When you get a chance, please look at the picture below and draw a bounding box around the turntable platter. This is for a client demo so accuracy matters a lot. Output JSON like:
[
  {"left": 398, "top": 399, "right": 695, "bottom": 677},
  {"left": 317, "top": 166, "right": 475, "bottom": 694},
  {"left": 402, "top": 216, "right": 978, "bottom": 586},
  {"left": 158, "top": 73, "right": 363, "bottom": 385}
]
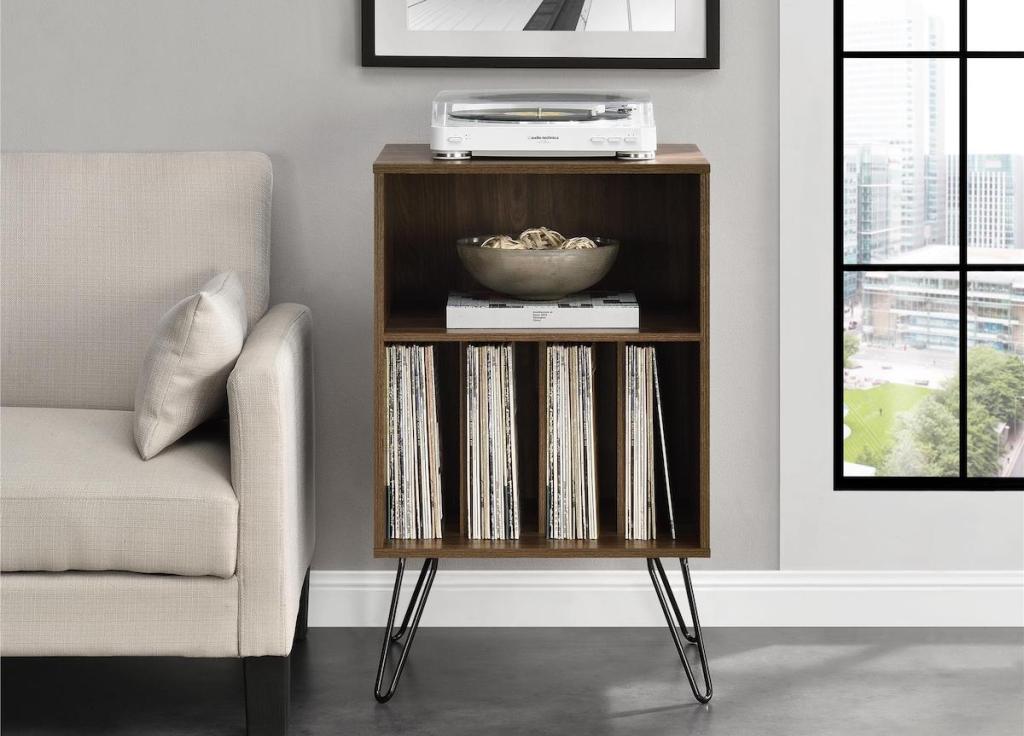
[{"left": 449, "top": 107, "right": 631, "bottom": 123}]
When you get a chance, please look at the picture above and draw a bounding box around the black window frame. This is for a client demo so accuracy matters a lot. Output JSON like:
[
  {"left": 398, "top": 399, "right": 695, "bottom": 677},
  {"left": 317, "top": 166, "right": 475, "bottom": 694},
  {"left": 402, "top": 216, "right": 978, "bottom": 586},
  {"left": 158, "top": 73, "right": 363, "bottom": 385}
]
[{"left": 834, "top": 0, "right": 1024, "bottom": 490}]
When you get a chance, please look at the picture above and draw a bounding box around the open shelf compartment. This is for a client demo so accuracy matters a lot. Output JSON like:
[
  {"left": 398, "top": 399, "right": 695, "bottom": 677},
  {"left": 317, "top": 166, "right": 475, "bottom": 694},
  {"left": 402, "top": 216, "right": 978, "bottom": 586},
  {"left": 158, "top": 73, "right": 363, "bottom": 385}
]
[
  {"left": 378, "top": 172, "right": 703, "bottom": 341},
  {"left": 375, "top": 339, "right": 707, "bottom": 557}
]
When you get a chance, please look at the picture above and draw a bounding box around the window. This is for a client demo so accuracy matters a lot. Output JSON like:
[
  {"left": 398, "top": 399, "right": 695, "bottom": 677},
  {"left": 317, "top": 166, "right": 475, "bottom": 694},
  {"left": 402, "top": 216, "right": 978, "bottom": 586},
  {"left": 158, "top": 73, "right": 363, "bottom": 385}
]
[{"left": 836, "top": 0, "right": 1024, "bottom": 489}]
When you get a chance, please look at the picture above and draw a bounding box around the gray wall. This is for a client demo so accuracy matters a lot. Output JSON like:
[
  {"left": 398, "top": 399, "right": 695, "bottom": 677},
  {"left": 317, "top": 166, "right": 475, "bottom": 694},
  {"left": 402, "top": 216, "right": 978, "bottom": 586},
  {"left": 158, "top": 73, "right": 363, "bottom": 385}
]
[{"left": 1, "top": 0, "right": 780, "bottom": 571}]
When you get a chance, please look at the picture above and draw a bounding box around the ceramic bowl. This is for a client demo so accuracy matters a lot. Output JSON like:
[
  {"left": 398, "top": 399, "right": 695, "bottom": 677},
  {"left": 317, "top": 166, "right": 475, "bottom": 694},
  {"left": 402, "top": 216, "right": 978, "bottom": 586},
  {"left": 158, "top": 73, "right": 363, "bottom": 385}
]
[{"left": 456, "top": 236, "right": 619, "bottom": 300}]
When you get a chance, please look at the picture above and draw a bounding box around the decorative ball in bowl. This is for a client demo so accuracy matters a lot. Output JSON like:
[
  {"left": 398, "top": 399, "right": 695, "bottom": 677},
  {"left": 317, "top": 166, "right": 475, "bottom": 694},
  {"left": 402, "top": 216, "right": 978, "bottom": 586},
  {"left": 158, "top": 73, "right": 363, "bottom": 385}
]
[{"left": 456, "top": 228, "right": 619, "bottom": 301}]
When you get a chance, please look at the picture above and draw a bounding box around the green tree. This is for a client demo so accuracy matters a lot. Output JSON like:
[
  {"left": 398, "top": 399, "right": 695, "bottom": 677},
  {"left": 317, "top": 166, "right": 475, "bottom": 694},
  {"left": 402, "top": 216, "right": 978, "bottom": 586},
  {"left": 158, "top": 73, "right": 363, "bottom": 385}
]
[
  {"left": 856, "top": 444, "right": 884, "bottom": 470},
  {"left": 967, "top": 403, "right": 1001, "bottom": 477},
  {"left": 883, "top": 347, "right": 1019, "bottom": 478},
  {"left": 843, "top": 331, "right": 860, "bottom": 368},
  {"left": 882, "top": 419, "right": 925, "bottom": 476},
  {"left": 911, "top": 395, "right": 960, "bottom": 476},
  {"left": 967, "top": 347, "right": 1024, "bottom": 426}
]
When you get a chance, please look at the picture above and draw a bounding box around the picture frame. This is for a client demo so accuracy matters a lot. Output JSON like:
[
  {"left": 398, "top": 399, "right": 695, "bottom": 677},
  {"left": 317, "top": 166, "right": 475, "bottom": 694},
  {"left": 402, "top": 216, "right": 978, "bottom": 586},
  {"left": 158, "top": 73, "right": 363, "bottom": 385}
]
[{"left": 361, "top": 0, "right": 720, "bottom": 69}]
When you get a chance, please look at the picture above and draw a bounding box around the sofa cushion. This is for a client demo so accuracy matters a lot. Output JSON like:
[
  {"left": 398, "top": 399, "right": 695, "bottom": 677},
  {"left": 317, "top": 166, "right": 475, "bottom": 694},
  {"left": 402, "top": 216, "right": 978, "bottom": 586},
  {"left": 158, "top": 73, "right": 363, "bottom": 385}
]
[
  {"left": 134, "top": 272, "right": 247, "bottom": 459},
  {"left": 1, "top": 407, "right": 238, "bottom": 578}
]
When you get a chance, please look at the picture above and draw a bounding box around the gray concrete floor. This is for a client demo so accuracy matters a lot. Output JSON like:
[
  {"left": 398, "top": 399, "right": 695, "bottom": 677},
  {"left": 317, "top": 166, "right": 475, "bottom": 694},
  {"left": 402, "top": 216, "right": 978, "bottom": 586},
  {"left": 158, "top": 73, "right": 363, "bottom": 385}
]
[{"left": 2, "top": 628, "right": 1022, "bottom": 735}]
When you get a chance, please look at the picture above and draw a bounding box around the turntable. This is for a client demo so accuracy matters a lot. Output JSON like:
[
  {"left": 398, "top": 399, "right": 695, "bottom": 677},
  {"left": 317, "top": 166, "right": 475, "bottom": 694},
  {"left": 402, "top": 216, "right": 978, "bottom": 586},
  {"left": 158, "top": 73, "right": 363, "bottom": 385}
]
[{"left": 430, "top": 90, "right": 657, "bottom": 160}]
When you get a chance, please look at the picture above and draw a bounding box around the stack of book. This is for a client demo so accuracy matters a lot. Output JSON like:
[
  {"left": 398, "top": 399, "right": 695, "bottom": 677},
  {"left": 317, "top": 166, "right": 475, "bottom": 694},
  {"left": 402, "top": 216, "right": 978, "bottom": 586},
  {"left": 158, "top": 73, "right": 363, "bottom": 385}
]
[
  {"left": 465, "top": 344, "right": 520, "bottom": 540},
  {"left": 545, "top": 344, "right": 599, "bottom": 540},
  {"left": 624, "top": 345, "right": 676, "bottom": 541},
  {"left": 385, "top": 345, "right": 443, "bottom": 539}
]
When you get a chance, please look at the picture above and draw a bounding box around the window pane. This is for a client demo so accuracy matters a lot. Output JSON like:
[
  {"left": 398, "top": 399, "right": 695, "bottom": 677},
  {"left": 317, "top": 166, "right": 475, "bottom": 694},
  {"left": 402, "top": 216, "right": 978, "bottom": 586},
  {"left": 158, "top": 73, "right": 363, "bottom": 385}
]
[
  {"left": 967, "top": 272, "right": 1024, "bottom": 478},
  {"left": 968, "top": 0, "right": 1024, "bottom": 51},
  {"left": 965, "top": 59, "right": 1024, "bottom": 265},
  {"left": 844, "top": 59, "right": 959, "bottom": 264},
  {"left": 844, "top": 0, "right": 959, "bottom": 51},
  {"left": 843, "top": 271, "right": 960, "bottom": 477}
]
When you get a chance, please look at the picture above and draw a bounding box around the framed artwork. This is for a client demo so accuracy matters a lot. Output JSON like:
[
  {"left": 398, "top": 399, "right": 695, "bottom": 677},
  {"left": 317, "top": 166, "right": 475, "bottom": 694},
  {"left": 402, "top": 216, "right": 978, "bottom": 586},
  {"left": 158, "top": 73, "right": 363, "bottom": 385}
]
[{"left": 361, "top": 0, "right": 720, "bottom": 69}]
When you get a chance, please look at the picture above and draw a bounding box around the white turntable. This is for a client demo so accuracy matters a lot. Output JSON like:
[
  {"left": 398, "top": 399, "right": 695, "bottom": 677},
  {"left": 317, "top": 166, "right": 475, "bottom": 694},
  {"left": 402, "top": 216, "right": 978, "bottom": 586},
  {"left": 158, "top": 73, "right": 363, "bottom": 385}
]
[{"left": 430, "top": 90, "right": 657, "bottom": 160}]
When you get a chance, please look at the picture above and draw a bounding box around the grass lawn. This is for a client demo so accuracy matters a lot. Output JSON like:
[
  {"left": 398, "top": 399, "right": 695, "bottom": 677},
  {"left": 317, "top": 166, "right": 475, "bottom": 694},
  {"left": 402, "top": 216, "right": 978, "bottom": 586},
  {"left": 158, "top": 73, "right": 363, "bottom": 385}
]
[{"left": 843, "top": 383, "right": 932, "bottom": 465}]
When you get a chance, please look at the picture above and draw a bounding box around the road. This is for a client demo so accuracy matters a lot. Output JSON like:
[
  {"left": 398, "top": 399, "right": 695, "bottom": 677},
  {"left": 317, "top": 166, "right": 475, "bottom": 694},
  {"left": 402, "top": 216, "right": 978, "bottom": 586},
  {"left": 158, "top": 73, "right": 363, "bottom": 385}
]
[
  {"left": 846, "top": 345, "right": 956, "bottom": 389},
  {"left": 1005, "top": 431, "right": 1024, "bottom": 479}
]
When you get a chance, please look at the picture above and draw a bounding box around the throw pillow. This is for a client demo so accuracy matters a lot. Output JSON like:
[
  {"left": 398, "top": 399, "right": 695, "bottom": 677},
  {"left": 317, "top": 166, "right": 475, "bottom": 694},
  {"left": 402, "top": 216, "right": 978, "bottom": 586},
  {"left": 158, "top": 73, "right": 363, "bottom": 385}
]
[{"left": 134, "top": 272, "right": 247, "bottom": 459}]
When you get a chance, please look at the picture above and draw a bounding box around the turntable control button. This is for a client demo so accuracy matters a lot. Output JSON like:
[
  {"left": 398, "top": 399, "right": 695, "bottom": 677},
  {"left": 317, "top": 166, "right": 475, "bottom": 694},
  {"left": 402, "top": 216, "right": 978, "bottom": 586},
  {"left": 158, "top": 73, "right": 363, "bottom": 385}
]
[
  {"left": 447, "top": 136, "right": 464, "bottom": 144},
  {"left": 590, "top": 136, "right": 606, "bottom": 143},
  {"left": 606, "top": 136, "right": 622, "bottom": 144},
  {"left": 624, "top": 136, "right": 638, "bottom": 143}
]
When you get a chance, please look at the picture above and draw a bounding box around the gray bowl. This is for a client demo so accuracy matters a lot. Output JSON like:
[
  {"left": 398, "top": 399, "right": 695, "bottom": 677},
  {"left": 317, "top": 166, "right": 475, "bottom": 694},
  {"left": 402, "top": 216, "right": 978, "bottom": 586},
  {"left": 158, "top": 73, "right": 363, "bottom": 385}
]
[{"left": 456, "top": 236, "right": 619, "bottom": 300}]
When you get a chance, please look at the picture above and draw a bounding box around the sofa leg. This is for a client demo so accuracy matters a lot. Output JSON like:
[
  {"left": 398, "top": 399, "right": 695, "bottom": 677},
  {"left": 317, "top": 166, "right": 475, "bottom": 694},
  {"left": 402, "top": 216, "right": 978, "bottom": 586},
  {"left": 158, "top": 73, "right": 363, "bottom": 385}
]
[
  {"left": 294, "top": 567, "right": 310, "bottom": 643},
  {"left": 244, "top": 656, "right": 290, "bottom": 736}
]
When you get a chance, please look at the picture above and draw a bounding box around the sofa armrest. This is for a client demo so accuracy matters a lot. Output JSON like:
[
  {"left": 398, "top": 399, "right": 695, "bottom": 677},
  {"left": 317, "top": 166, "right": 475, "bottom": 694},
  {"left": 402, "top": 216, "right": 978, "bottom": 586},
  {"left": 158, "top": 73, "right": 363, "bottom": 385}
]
[{"left": 228, "top": 303, "right": 315, "bottom": 657}]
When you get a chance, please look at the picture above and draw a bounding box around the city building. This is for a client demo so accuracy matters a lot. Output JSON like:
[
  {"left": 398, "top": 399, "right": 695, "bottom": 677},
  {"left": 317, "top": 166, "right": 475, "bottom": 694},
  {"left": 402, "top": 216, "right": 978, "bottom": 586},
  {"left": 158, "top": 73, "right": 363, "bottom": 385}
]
[
  {"left": 842, "top": 151, "right": 859, "bottom": 301},
  {"left": 844, "top": 6, "right": 949, "bottom": 259},
  {"left": 844, "top": 143, "right": 901, "bottom": 268},
  {"left": 945, "top": 154, "right": 1024, "bottom": 249},
  {"left": 861, "top": 246, "right": 1024, "bottom": 355}
]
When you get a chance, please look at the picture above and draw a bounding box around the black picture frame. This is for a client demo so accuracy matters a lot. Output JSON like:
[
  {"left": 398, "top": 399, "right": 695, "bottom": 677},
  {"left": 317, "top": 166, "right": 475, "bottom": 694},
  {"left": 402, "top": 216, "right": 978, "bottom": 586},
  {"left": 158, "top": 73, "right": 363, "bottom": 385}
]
[{"left": 361, "top": 0, "right": 720, "bottom": 69}]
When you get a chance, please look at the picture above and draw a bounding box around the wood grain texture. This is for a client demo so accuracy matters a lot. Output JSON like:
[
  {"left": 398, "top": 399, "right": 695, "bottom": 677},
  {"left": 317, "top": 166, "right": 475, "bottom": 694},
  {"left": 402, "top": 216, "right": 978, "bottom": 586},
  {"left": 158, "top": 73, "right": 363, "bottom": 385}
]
[
  {"left": 374, "top": 144, "right": 710, "bottom": 175},
  {"left": 699, "top": 172, "right": 711, "bottom": 550},
  {"left": 372, "top": 145, "right": 710, "bottom": 559},
  {"left": 373, "top": 175, "right": 387, "bottom": 551},
  {"left": 458, "top": 342, "right": 467, "bottom": 537},
  {"left": 537, "top": 341, "right": 548, "bottom": 535},
  {"left": 616, "top": 342, "right": 625, "bottom": 536},
  {"left": 382, "top": 174, "right": 701, "bottom": 324},
  {"left": 384, "top": 310, "right": 701, "bottom": 343},
  {"left": 376, "top": 532, "right": 708, "bottom": 559}
]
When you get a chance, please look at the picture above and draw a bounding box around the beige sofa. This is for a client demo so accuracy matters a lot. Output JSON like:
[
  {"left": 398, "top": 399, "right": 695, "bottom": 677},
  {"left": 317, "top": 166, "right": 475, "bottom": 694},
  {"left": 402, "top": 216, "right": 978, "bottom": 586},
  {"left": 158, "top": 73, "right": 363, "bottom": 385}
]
[{"left": 0, "top": 152, "right": 315, "bottom": 736}]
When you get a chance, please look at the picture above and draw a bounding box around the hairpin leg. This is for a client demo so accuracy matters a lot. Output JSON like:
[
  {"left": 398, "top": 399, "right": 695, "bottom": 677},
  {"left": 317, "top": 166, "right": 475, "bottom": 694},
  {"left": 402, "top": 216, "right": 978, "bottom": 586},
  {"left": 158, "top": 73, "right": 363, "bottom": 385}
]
[
  {"left": 374, "top": 558, "right": 438, "bottom": 703},
  {"left": 647, "top": 558, "right": 713, "bottom": 704},
  {"left": 389, "top": 557, "right": 432, "bottom": 643}
]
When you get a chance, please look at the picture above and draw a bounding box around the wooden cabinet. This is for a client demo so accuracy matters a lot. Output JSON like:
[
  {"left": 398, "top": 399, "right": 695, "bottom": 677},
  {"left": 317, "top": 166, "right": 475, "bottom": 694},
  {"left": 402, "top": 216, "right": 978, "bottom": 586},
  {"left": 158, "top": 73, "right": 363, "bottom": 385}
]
[{"left": 372, "top": 144, "right": 710, "bottom": 559}]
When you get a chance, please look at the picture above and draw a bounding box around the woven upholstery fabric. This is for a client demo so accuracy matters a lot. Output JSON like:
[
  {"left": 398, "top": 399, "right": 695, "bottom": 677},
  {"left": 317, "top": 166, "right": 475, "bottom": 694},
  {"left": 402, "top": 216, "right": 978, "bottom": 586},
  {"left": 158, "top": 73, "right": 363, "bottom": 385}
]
[
  {"left": 0, "top": 572, "right": 238, "bottom": 657},
  {"left": 134, "top": 272, "right": 247, "bottom": 459},
  {"left": 229, "top": 303, "right": 316, "bottom": 657},
  {"left": 1, "top": 407, "right": 238, "bottom": 578},
  {"left": 1, "top": 152, "right": 271, "bottom": 410}
]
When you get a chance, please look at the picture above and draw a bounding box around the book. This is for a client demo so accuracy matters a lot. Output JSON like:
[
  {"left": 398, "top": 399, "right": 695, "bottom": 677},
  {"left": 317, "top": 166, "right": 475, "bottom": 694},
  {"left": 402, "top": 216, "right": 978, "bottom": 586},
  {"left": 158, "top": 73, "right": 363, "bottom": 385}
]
[
  {"left": 385, "top": 345, "right": 443, "bottom": 540},
  {"left": 446, "top": 292, "right": 639, "bottom": 330}
]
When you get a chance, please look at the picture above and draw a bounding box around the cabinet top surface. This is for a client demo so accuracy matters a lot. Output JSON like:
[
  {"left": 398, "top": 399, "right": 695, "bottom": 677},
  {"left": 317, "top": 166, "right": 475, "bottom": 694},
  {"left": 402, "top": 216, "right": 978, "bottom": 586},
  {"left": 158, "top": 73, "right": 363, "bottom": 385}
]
[{"left": 373, "top": 143, "right": 709, "bottom": 174}]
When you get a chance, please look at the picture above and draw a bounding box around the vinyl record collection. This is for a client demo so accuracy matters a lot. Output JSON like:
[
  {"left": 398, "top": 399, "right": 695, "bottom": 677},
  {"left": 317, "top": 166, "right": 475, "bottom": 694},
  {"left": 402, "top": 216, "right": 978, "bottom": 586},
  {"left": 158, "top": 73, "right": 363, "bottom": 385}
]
[
  {"left": 624, "top": 345, "right": 676, "bottom": 540},
  {"left": 385, "top": 345, "right": 443, "bottom": 539},
  {"left": 465, "top": 344, "right": 521, "bottom": 540},
  {"left": 545, "top": 344, "right": 599, "bottom": 540}
]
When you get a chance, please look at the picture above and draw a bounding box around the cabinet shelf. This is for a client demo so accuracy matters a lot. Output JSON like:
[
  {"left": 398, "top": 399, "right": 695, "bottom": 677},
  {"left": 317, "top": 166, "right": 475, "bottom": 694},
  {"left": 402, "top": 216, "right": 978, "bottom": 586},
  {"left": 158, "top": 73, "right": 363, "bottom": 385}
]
[
  {"left": 373, "top": 143, "right": 710, "bottom": 175},
  {"left": 373, "top": 144, "right": 710, "bottom": 560},
  {"left": 383, "top": 308, "right": 702, "bottom": 343},
  {"left": 376, "top": 530, "right": 706, "bottom": 559}
]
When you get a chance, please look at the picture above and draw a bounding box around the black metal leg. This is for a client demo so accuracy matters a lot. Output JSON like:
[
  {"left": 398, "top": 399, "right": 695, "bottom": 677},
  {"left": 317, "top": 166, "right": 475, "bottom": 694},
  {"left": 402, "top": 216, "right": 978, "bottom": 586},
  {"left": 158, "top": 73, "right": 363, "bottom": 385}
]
[
  {"left": 390, "top": 559, "right": 432, "bottom": 642},
  {"left": 294, "top": 567, "right": 310, "bottom": 643},
  {"left": 647, "top": 558, "right": 713, "bottom": 704},
  {"left": 654, "top": 556, "right": 698, "bottom": 644},
  {"left": 374, "top": 558, "right": 438, "bottom": 703}
]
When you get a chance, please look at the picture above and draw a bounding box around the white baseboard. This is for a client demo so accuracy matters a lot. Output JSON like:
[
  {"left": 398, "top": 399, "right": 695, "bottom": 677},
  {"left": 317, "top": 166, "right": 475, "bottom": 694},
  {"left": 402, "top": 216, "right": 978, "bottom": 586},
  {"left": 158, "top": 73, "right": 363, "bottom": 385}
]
[{"left": 308, "top": 569, "right": 1024, "bottom": 627}]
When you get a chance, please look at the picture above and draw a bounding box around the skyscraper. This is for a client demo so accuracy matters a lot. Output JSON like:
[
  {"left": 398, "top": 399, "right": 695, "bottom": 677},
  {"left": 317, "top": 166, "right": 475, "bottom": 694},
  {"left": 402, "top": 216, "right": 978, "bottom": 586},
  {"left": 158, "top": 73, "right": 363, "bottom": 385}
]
[
  {"left": 945, "top": 154, "right": 1024, "bottom": 249},
  {"left": 844, "top": 3, "right": 948, "bottom": 260},
  {"left": 844, "top": 143, "right": 902, "bottom": 265}
]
